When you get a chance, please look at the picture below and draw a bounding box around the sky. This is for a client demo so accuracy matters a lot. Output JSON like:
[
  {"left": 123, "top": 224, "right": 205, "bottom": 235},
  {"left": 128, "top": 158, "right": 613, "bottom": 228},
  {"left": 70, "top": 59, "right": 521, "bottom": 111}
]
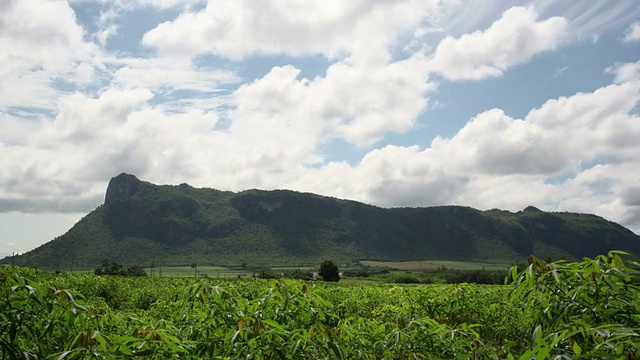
[{"left": 1, "top": 0, "right": 640, "bottom": 258}]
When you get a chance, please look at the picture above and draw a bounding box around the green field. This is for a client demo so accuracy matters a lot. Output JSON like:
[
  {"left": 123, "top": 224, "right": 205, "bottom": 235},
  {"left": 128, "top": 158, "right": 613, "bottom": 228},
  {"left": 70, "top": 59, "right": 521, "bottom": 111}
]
[
  {"left": 360, "top": 260, "right": 511, "bottom": 272},
  {"left": 144, "top": 265, "right": 250, "bottom": 278},
  {"left": 71, "top": 265, "right": 253, "bottom": 278},
  {"left": 2, "top": 252, "right": 638, "bottom": 359}
]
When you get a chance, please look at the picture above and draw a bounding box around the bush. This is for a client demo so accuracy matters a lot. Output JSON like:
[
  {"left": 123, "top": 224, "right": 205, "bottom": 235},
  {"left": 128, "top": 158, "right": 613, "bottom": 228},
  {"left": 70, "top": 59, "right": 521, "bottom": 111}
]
[
  {"left": 392, "top": 274, "right": 420, "bottom": 284},
  {"left": 283, "top": 269, "right": 314, "bottom": 280},
  {"left": 318, "top": 260, "right": 340, "bottom": 282},
  {"left": 127, "top": 264, "right": 147, "bottom": 277},
  {"left": 444, "top": 270, "right": 504, "bottom": 284},
  {"left": 94, "top": 258, "right": 126, "bottom": 276},
  {"left": 342, "top": 267, "right": 390, "bottom": 278},
  {"left": 255, "top": 270, "right": 281, "bottom": 279},
  {"left": 95, "top": 259, "right": 147, "bottom": 277}
]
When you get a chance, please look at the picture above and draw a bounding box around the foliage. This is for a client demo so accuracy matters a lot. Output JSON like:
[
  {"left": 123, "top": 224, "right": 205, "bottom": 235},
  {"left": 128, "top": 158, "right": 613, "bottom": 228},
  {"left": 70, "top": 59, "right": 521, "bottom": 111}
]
[
  {"left": 343, "top": 268, "right": 505, "bottom": 285},
  {"left": 126, "top": 264, "right": 147, "bottom": 277},
  {"left": 255, "top": 270, "right": 281, "bottom": 279},
  {"left": 255, "top": 269, "right": 314, "bottom": 280},
  {"left": 95, "top": 259, "right": 147, "bottom": 277},
  {"left": 318, "top": 260, "right": 340, "bottom": 282},
  {"left": 445, "top": 270, "right": 505, "bottom": 284},
  {"left": 95, "top": 258, "right": 126, "bottom": 276},
  {"left": 1, "top": 250, "right": 638, "bottom": 358},
  {"left": 509, "top": 250, "right": 640, "bottom": 359},
  {"left": 342, "top": 267, "right": 390, "bottom": 277}
]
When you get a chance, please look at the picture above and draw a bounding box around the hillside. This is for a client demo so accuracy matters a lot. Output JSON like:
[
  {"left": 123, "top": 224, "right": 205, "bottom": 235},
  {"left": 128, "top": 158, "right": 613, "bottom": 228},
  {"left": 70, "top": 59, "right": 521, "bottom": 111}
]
[{"left": 3, "top": 173, "right": 640, "bottom": 269}]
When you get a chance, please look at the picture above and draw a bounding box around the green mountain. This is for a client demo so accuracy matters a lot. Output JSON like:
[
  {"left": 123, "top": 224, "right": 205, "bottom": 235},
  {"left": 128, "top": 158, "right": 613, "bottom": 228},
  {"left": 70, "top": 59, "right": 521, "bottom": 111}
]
[{"left": 4, "top": 173, "right": 640, "bottom": 269}]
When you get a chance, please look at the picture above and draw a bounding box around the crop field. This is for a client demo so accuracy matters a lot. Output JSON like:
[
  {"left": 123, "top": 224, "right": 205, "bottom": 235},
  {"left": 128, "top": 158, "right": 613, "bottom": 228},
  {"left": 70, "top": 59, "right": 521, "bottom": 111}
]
[
  {"left": 1, "top": 251, "right": 639, "bottom": 359},
  {"left": 359, "top": 260, "right": 511, "bottom": 272},
  {"left": 144, "top": 265, "right": 250, "bottom": 278},
  {"left": 71, "top": 266, "right": 253, "bottom": 278}
]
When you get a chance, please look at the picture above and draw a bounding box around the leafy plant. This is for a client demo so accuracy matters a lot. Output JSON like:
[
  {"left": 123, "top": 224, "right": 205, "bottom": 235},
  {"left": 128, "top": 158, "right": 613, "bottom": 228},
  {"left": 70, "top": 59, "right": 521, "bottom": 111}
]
[
  {"left": 510, "top": 250, "right": 640, "bottom": 359},
  {"left": 1, "top": 250, "right": 638, "bottom": 359}
]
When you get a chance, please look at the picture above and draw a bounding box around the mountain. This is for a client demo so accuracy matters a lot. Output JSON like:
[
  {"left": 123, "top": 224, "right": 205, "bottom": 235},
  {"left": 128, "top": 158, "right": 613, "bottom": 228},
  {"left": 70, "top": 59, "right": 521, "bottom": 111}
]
[{"left": 3, "top": 173, "right": 640, "bottom": 270}]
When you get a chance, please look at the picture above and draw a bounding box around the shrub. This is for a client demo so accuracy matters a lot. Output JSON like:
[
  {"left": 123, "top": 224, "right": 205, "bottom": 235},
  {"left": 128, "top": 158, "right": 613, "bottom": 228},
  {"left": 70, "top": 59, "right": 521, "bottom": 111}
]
[{"left": 318, "top": 260, "right": 340, "bottom": 282}]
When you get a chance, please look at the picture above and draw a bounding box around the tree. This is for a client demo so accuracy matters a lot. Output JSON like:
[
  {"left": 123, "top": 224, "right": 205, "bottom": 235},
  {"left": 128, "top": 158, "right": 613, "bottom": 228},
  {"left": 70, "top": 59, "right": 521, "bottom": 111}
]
[
  {"left": 318, "top": 260, "right": 340, "bottom": 282},
  {"left": 95, "top": 258, "right": 126, "bottom": 276},
  {"left": 95, "top": 259, "right": 147, "bottom": 276},
  {"left": 126, "top": 264, "right": 147, "bottom": 277}
]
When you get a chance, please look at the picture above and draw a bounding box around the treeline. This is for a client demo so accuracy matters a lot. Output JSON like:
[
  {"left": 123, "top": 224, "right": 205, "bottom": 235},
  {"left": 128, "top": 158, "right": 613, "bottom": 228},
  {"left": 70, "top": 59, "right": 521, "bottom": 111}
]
[{"left": 94, "top": 258, "right": 147, "bottom": 276}]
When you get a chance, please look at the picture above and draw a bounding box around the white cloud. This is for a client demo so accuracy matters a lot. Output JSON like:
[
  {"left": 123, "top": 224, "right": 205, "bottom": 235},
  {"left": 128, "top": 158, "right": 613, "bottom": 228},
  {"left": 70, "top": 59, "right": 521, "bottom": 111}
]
[
  {"left": 606, "top": 61, "right": 640, "bottom": 84},
  {"left": 110, "top": 57, "right": 239, "bottom": 94},
  {"left": 69, "top": 0, "right": 206, "bottom": 11},
  {"left": 623, "top": 22, "right": 640, "bottom": 42},
  {"left": 232, "top": 53, "right": 432, "bottom": 147},
  {"left": 430, "top": 109, "right": 568, "bottom": 174},
  {"left": 0, "top": 0, "right": 100, "bottom": 111},
  {"left": 428, "top": 82, "right": 640, "bottom": 176},
  {"left": 142, "top": 0, "right": 439, "bottom": 60},
  {"left": 0, "top": 112, "right": 46, "bottom": 146},
  {"left": 437, "top": 1, "right": 640, "bottom": 43},
  {"left": 429, "top": 6, "right": 567, "bottom": 80}
]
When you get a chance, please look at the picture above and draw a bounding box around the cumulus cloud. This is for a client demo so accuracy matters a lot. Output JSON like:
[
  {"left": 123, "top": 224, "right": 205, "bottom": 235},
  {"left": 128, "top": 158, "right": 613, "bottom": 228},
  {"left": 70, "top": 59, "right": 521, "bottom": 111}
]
[
  {"left": 142, "top": 0, "right": 439, "bottom": 60},
  {"left": 429, "top": 6, "right": 567, "bottom": 80},
  {"left": 0, "top": 112, "right": 46, "bottom": 145},
  {"left": 606, "top": 61, "right": 640, "bottom": 84},
  {"left": 0, "top": 0, "right": 100, "bottom": 111},
  {"left": 623, "top": 22, "right": 640, "bottom": 42},
  {"left": 434, "top": 82, "right": 640, "bottom": 175},
  {"left": 232, "top": 54, "right": 432, "bottom": 147}
]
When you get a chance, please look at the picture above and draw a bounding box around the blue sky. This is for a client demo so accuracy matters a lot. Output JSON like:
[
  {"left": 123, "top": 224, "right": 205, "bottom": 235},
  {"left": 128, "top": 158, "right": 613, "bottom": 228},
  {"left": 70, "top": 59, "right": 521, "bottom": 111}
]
[{"left": 1, "top": 0, "right": 640, "bottom": 258}]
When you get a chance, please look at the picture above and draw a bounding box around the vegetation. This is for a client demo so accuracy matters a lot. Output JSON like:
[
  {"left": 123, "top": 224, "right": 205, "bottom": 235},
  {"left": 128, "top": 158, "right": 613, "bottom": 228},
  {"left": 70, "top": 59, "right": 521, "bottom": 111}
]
[
  {"left": 341, "top": 267, "right": 505, "bottom": 285},
  {"left": 2, "top": 173, "right": 639, "bottom": 270},
  {"left": 94, "top": 259, "right": 147, "bottom": 277},
  {"left": 318, "top": 260, "right": 340, "bottom": 282},
  {"left": 1, "top": 251, "right": 638, "bottom": 358}
]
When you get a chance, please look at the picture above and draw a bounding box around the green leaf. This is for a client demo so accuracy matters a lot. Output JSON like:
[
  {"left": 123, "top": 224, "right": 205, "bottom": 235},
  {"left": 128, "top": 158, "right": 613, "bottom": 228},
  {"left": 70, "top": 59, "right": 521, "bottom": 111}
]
[
  {"left": 53, "top": 351, "right": 72, "bottom": 360},
  {"left": 328, "top": 342, "right": 344, "bottom": 360},
  {"left": 572, "top": 341, "right": 582, "bottom": 355}
]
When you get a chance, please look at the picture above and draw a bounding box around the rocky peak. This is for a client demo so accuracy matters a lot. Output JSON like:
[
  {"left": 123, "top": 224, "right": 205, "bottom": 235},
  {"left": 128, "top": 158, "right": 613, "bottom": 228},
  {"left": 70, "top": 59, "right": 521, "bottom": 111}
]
[{"left": 105, "top": 173, "right": 141, "bottom": 204}]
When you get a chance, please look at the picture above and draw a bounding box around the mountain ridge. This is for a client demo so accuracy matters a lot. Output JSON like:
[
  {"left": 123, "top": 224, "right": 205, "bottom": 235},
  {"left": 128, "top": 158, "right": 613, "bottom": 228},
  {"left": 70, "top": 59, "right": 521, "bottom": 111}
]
[{"left": 3, "top": 173, "right": 639, "bottom": 269}]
